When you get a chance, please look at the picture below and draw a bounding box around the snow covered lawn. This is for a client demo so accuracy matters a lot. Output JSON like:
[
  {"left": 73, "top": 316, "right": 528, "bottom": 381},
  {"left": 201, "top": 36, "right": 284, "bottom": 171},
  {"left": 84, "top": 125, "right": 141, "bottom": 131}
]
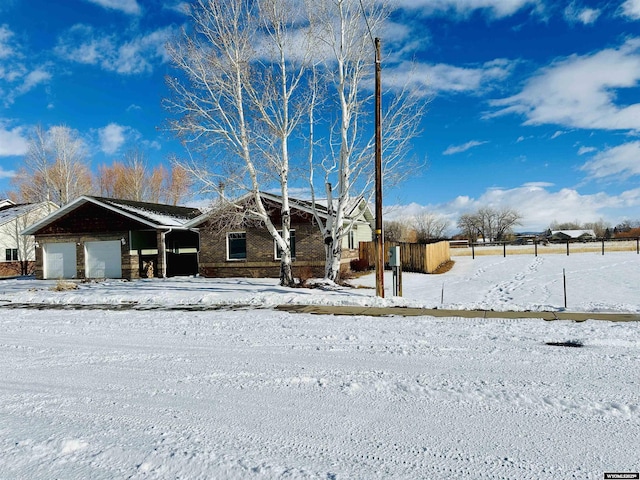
[
  {"left": 0, "top": 252, "right": 638, "bottom": 478},
  {"left": 1, "top": 251, "right": 639, "bottom": 312}
]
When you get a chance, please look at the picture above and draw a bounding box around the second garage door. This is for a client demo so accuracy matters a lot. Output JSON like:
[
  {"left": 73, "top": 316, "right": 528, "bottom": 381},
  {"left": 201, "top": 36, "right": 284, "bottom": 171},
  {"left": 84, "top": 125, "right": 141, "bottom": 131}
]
[{"left": 85, "top": 240, "right": 122, "bottom": 278}]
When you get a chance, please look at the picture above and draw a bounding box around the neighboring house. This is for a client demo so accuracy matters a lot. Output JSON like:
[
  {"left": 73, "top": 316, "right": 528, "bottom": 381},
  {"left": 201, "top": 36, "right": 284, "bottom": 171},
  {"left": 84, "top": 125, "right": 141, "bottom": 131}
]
[
  {"left": 0, "top": 199, "right": 58, "bottom": 277},
  {"left": 22, "top": 196, "right": 201, "bottom": 280},
  {"left": 187, "top": 192, "right": 374, "bottom": 278},
  {"left": 548, "top": 229, "right": 596, "bottom": 242}
]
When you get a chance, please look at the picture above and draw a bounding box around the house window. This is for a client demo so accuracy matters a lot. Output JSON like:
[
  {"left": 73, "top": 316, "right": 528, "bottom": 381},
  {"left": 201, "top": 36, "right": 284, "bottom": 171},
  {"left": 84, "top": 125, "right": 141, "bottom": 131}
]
[
  {"left": 348, "top": 229, "right": 356, "bottom": 249},
  {"left": 227, "top": 232, "right": 247, "bottom": 260},
  {"left": 5, "top": 249, "right": 18, "bottom": 261},
  {"left": 275, "top": 230, "right": 296, "bottom": 260}
]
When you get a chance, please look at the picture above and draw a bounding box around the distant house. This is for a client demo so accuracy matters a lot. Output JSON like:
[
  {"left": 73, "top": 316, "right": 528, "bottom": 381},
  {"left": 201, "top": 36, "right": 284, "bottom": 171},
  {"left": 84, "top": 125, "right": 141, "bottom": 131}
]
[
  {"left": 548, "top": 229, "right": 596, "bottom": 242},
  {"left": 22, "top": 196, "right": 201, "bottom": 280},
  {"left": 187, "top": 192, "right": 374, "bottom": 278},
  {"left": 0, "top": 199, "right": 58, "bottom": 277}
]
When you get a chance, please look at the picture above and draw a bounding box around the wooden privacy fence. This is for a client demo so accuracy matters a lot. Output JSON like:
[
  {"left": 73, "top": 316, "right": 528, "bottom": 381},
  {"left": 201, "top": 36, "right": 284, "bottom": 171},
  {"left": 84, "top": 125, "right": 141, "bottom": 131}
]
[{"left": 358, "top": 241, "right": 451, "bottom": 274}]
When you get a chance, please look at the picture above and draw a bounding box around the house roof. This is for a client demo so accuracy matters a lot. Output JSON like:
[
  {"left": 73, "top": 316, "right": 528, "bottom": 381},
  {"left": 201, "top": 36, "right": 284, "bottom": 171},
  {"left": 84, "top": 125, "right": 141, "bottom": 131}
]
[
  {"left": 0, "top": 199, "right": 17, "bottom": 211},
  {"left": 185, "top": 192, "right": 374, "bottom": 228},
  {"left": 21, "top": 196, "right": 202, "bottom": 235},
  {"left": 550, "top": 229, "right": 596, "bottom": 238},
  {"left": 0, "top": 201, "right": 57, "bottom": 228}
]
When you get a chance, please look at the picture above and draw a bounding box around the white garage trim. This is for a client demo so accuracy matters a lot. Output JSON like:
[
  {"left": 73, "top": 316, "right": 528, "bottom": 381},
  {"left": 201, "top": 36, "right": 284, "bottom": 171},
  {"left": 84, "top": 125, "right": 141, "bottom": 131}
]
[
  {"left": 85, "top": 240, "right": 122, "bottom": 279},
  {"left": 43, "top": 242, "right": 77, "bottom": 279}
]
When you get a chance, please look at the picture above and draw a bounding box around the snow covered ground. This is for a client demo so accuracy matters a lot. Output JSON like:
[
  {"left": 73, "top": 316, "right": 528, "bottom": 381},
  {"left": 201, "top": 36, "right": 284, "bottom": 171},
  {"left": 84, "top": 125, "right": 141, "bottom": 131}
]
[
  {"left": 1, "top": 252, "right": 639, "bottom": 478},
  {"left": 1, "top": 251, "right": 639, "bottom": 312}
]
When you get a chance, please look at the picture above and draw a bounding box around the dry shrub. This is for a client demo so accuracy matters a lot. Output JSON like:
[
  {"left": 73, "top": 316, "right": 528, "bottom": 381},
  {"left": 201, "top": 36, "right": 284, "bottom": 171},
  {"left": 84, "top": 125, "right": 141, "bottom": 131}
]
[
  {"left": 350, "top": 258, "right": 370, "bottom": 272},
  {"left": 432, "top": 260, "right": 455, "bottom": 274},
  {"left": 296, "top": 265, "right": 315, "bottom": 286},
  {"left": 51, "top": 280, "right": 79, "bottom": 291}
]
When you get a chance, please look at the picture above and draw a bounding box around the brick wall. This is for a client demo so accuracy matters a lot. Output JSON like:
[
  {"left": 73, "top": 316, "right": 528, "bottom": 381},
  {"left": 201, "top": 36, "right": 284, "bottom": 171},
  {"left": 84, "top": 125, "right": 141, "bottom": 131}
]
[
  {"left": 199, "top": 222, "right": 329, "bottom": 279},
  {"left": 0, "top": 261, "right": 35, "bottom": 277}
]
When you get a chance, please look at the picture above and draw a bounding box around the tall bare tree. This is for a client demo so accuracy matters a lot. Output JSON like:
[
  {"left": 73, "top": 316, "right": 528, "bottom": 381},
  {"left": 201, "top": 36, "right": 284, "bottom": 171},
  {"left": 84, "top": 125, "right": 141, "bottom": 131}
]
[
  {"left": 413, "top": 212, "right": 450, "bottom": 243},
  {"left": 163, "top": 163, "right": 192, "bottom": 206},
  {"left": 99, "top": 153, "right": 192, "bottom": 205},
  {"left": 166, "top": 0, "right": 425, "bottom": 283},
  {"left": 457, "top": 207, "right": 522, "bottom": 242},
  {"left": 12, "top": 125, "right": 93, "bottom": 205},
  {"left": 165, "top": 0, "right": 313, "bottom": 286},
  {"left": 306, "top": 0, "right": 425, "bottom": 281}
]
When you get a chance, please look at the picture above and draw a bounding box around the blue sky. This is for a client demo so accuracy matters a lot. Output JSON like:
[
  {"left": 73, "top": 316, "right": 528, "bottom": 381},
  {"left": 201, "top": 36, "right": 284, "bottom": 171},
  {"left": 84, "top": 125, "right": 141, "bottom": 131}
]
[{"left": 1, "top": 0, "right": 640, "bottom": 231}]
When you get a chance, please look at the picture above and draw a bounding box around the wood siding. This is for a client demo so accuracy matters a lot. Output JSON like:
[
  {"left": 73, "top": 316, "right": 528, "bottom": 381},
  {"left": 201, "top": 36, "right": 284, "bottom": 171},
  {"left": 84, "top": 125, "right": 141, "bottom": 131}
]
[
  {"left": 34, "top": 202, "right": 148, "bottom": 235},
  {"left": 359, "top": 241, "right": 451, "bottom": 274}
]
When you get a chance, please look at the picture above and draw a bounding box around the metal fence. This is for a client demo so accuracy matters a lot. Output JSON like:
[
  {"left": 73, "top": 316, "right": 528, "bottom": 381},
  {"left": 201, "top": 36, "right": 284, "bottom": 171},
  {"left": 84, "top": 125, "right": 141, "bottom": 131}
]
[{"left": 455, "top": 238, "right": 640, "bottom": 258}]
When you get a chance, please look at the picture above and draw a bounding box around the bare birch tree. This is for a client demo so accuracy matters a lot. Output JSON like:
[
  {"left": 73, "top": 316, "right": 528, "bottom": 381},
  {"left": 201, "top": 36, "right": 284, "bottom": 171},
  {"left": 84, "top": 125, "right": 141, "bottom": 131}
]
[
  {"left": 12, "top": 125, "right": 93, "bottom": 205},
  {"left": 165, "top": 0, "right": 312, "bottom": 286},
  {"left": 306, "top": 0, "right": 425, "bottom": 281}
]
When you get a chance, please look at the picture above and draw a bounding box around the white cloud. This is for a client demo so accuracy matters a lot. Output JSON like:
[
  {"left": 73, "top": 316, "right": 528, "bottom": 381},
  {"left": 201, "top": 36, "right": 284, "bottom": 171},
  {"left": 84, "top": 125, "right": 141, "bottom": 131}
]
[
  {"left": 577, "top": 146, "right": 597, "bottom": 155},
  {"left": 0, "top": 26, "right": 52, "bottom": 105},
  {"left": 489, "top": 38, "right": 640, "bottom": 132},
  {"left": 0, "top": 167, "right": 15, "bottom": 179},
  {"left": 0, "top": 125, "right": 28, "bottom": 156},
  {"left": 16, "top": 67, "right": 51, "bottom": 95},
  {"left": 0, "top": 24, "right": 15, "bottom": 59},
  {"left": 84, "top": 0, "right": 141, "bottom": 15},
  {"left": 163, "top": 1, "right": 189, "bottom": 15},
  {"left": 621, "top": 0, "right": 640, "bottom": 19},
  {"left": 443, "top": 140, "right": 488, "bottom": 155},
  {"left": 56, "top": 24, "right": 176, "bottom": 75},
  {"left": 580, "top": 141, "right": 640, "bottom": 180},
  {"left": 387, "top": 58, "right": 514, "bottom": 96},
  {"left": 564, "top": 2, "right": 601, "bottom": 25},
  {"left": 550, "top": 130, "right": 566, "bottom": 139},
  {"left": 392, "top": 0, "right": 542, "bottom": 19},
  {"left": 98, "top": 123, "right": 128, "bottom": 155},
  {"left": 385, "top": 183, "right": 640, "bottom": 231}
]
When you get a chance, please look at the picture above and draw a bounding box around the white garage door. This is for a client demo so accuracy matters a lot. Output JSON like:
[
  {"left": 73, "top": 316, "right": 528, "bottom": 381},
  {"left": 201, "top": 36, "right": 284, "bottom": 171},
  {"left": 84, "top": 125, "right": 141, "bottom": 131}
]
[
  {"left": 43, "top": 243, "right": 77, "bottom": 279},
  {"left": 85, "top": 240, "right": 122, "bottom": 278}
]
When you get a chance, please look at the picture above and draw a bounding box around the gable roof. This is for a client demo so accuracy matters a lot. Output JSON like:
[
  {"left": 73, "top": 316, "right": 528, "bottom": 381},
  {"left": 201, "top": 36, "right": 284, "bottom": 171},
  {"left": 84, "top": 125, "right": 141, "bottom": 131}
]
[
  {"left": 185, "top": 192, "right": 374, "bottom": 228},
  {"left": 21, "top": 196, "right": 202, "bottom": 235},
  {"left": 0, "top": 199, "right": 17, "bottom": 211},
  {"left": 550, "top": 229, "right": 596, "bottom": 239},
  {"left": 0, "top": 202, "right": 57, "bottom": 228}
]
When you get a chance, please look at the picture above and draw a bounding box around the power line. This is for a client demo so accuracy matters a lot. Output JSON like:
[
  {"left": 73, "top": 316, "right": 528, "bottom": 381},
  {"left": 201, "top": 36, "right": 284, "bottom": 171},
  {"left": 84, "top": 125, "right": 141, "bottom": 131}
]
[{"left": 358, "top": 0, "right": 376, "bottom": 49}]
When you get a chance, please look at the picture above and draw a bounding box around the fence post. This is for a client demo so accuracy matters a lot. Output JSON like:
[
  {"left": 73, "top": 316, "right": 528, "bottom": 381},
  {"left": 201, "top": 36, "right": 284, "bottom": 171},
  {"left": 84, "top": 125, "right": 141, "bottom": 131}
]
[
  {"left": 566, "top": 241, "right": 570, "bottom": 256},
  {"left": 503, "top": 242, "right": 506, "bottom": 258},
  {"left": 471, "top": 242, "right": 475, "bottom": 259},
  {"left": 563, "top": 268, "right": 567, "bottom": 309},
  {"left": 637, "top": 237, "right": 639, "bottom": 254},
  {"left": 601, "top": 238, "right": 605, "bottom": 256},
  {"left": 534, "top": 241, "right": 538, "bottom": 257}
]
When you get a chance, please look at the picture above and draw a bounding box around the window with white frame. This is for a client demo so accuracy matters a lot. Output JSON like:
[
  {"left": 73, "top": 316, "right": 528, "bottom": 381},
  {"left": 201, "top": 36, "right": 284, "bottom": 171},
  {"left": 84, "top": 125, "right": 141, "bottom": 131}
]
[
  {"left": 348, "top": 229, "right": 356, "bottom": 249},
  {"left": 274, "top": 230, "right": 296, "bottom": 260},
  {"left": 5, "top": 248, "right": 18, "bottom": 262},
  {"left": 227, "top": 232, "right": 247, "bottom": 260}
]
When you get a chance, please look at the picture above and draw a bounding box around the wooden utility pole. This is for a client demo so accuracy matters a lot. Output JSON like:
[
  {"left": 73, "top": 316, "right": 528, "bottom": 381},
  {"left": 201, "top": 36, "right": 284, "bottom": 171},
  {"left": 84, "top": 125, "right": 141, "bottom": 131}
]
[{"left": 374, "top": 37, "right": 384, "bottom": 298}]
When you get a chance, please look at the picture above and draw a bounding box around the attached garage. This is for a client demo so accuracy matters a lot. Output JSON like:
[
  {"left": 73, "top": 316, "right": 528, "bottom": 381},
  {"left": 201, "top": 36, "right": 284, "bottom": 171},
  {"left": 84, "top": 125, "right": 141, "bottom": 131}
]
[
  {"left": 85, "top": 240, "right": 122, "bottom": 278},
  {"left": 22, "top": 196, "right": 202, "bottom": 280},
  {"left": 43, "top": 242, "right": 77, "bottom": 279}
]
